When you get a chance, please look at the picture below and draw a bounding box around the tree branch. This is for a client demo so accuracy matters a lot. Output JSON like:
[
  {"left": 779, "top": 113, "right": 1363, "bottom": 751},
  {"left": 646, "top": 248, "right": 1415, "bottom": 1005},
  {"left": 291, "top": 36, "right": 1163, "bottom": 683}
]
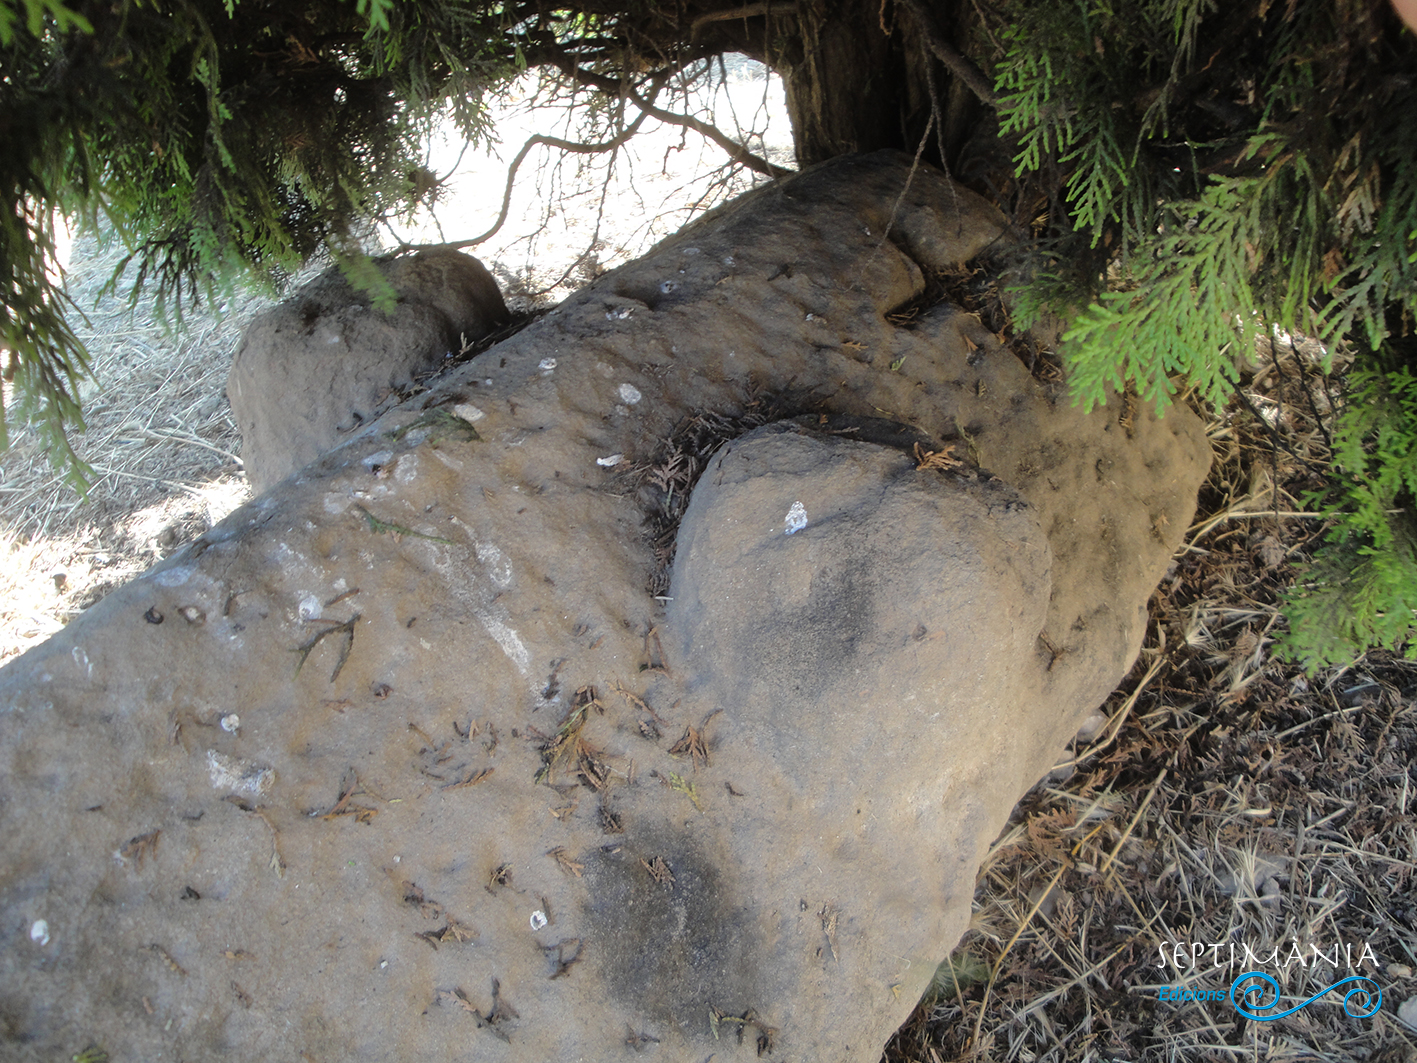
[
  {"left": 690, "top": 2, "right": 799, "bottom": 38},
  {"left": 435, "top": 106, "right": 659, "bottom": 252},
  {"left": 551, "top": 59, "right": 793, "bottom": 178},
  {"left": 898, "top": 0, "right": 998, "bottom": 109}
]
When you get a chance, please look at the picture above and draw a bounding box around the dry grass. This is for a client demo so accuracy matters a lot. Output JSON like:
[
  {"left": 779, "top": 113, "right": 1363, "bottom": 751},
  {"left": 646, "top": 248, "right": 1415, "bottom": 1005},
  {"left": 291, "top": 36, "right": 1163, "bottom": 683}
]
[
  {"left": 0, "top": 231, "right": 256, "bottom": 665},
  {"left": 886, "top": 337, "right": 1417, "bottom": 1063}
]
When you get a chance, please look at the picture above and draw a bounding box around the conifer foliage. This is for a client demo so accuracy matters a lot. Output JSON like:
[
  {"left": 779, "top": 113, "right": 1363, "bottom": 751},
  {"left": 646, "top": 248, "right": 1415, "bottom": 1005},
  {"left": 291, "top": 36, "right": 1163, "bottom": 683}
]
[
  {"left": 1, "top": 0, "right": 509, "bottom": 481},
  {"left": 990, "top": 0, "right": 1417, "bottom": 665},
  {"left": 0, "top": 0, "right": 777, "bottom": 478}
]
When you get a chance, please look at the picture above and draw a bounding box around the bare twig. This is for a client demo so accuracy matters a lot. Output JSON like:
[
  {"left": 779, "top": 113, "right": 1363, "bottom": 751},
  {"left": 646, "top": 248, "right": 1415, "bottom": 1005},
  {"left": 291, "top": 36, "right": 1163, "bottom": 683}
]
[
  {"left": 437, "top": 101, "right": 660, "bottom": 251},
  {"left": 551, "top": 59, "right": 793, "bottom": 178},
  {"left": 899, "top": 0, "right": 999, "bottom": 108}
]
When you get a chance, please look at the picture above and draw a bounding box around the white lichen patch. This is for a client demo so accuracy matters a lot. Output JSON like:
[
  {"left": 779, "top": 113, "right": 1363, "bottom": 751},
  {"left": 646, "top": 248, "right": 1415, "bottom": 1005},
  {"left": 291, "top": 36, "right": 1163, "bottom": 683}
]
[
  {"left": 477, "top": 612, "right": 530, "bottom": 675},
  {"left": 473, "top": 540, "right": 513, "bottom": 587},
  {"left": 298, "top": 594, "right": 322, "bottom": 620},
  {"left": 154, "top": 566, "right": 195, "bottom": 588},
  {"left": 430, "top": 449, "right": 465, "bottom": 471},
  {"left": 394, "top": 453, "right": 420, "bottom": 484},
  {"left": 205, "top": 750, "right": 273, "bottom": 796}
]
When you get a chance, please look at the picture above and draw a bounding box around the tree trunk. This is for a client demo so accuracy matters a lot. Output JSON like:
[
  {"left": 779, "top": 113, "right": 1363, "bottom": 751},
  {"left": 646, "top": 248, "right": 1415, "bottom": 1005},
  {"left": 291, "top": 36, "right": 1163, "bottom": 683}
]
[{"left": 778, "top": 0, "right": 976, "bottom": 169}]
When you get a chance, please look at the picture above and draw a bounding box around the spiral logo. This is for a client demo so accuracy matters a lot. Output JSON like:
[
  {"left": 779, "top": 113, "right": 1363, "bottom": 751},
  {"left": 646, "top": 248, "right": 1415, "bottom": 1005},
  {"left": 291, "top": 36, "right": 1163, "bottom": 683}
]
[{"left": 1229, "top": 971, "right": 1382, "bottom": 1021}]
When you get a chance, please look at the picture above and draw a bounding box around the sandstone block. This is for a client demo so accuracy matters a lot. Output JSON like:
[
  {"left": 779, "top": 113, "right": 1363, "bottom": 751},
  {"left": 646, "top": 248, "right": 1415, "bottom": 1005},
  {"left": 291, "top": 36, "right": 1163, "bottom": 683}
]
[
  {"left": 0, "top": 152, "right": 1209, "bottom": 1061},
  {"left": 227, "top": 248, "right": 508, "bottom": 492}
]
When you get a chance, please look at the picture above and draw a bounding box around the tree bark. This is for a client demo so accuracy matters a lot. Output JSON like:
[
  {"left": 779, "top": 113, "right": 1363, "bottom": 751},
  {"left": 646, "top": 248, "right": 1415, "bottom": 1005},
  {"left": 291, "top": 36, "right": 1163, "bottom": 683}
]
[{"left": 777, "top": 0, "right": 981, "bottom": 169}]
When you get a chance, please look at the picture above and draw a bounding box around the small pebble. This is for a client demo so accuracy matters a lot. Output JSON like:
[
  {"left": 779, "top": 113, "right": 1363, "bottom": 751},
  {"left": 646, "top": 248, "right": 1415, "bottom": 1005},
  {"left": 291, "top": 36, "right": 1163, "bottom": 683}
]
[
  {"left": 452, "top": 403, "right": 485, "bottom": 423},
  {"left": 785, "top": 501, "right": 808, "bottom": 535},
  {"left": 618, "top": 384, "right": 642, "bottom": 405},
  {"left": 596, "top": 454, "right": 624, "bottom": 468},
  {"left": 530, "top": 910, "right": 548, "bottom": 931},
  {"left": 220, "top": 714, "right": 240, "bottom": 734},
  {"left": 30, "top": 920, "right": 49, "bottom": 946},
  {"left": 1399, "top": 995, "right": 1417, "bottom": 1030},
  {"left": 1074, "top": 713, "right": 1107, "bottom": 744}
]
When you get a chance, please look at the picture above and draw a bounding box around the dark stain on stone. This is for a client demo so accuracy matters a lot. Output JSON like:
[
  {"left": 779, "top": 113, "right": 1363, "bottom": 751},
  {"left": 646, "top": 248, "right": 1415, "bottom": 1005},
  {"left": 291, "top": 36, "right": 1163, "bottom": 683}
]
[
  {"left": 580, "top": 823, "right": 763, "bottom": 1042},
  {"left": 751, "top": 558, "right": 873, "bottom": 702}
]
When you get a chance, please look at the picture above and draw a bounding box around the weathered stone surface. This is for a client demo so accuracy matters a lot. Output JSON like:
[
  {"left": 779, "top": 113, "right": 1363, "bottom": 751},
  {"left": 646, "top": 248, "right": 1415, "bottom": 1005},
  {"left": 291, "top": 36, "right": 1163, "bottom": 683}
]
[
  {"left": 228, "top": 248, "right": 509, "bottom": 493},
  {"left": 0, "top": 151, "right": 1210, "bottom": 1062}
]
